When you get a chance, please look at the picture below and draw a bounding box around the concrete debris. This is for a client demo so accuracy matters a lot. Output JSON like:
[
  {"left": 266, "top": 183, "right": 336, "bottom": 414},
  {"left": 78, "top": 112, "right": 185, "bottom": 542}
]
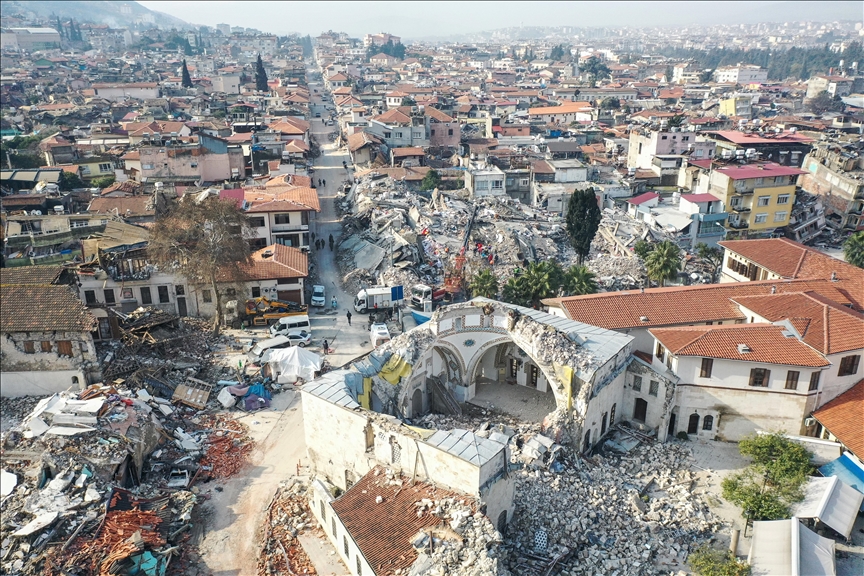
[{"left": 257, "top": 480, "right": 319, "bottom": 576}]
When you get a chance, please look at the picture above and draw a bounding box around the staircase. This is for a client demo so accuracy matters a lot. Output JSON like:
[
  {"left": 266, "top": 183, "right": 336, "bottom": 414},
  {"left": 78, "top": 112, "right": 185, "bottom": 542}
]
[{"left": 428, "top": 376, "right": 462, "bottom": 416}]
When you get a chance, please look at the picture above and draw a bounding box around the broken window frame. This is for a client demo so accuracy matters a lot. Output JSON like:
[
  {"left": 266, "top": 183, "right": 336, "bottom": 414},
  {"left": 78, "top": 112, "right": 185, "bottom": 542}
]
[
  {"left": 84, "top": 290, "right": 97, "bottom": 305},
  {"left": 655, "top": 342, "right": 665, "bottom": 361},
  {"left": 140, "top": 286, "right": 153, "bottom": 305}
]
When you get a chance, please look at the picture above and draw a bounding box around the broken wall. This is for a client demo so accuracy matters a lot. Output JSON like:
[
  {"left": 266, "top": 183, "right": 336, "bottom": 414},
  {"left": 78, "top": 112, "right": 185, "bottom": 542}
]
[
  {"left": 1, "top": 330, "right": 97, "bottom": 372},
  {"left": 0, "top": 369, "right": 87, "bottom": 398}
]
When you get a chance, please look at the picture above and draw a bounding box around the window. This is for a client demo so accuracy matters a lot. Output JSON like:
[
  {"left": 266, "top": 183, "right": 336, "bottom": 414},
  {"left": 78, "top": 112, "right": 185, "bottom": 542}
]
[
  {"left": 610, "top": 403, "right": 616, "bottom": 425},
  {"left": 702, "top": 415, "right": 714, "bottom": 431},
  {"left": 430, "top": 129, "right": 435, "bottom": 136},
  {"left": 344, "top": 536, "right": 349, "bottom": 555},
  {"left": 98, "top": 163, "right": 112, "bottom": 172},
  {"left": 649, "top": 380, "right": 659, "bottom": 397},
  {"left": 777, "top": 194, "right": 790, "bottom": 205},
  {"left": 700, "top": 358, "right": 713, "bottom": 378},
  {"left": 655, "top": 342, "right": 665, "bottom": 361},
  {"left": 384, "top": 131, "right": 391, "bottom": 138},
  {"left": 202, "top": 290, "right": 212, "bottom": 303},
  {"left": 357, "top": 557, "right": 363, "bottom": 575},
  {"left": 838, "top": 355, "right": 861, "bottom": 376},
  {"left": 661, "top": 135, "right": 668, "bottom": 140},
  {"left": 57, "top": 341, "right": 73, "bottom": 357},
  {"left": 491, "top": 180, "right": 503, "bottom": 189},
  {"left": 529, "top": 365, "right": 539, "bottom": 388},
  {"left": 682, "top": 136, "right": 690, "bottom": 141},
  {"left": 757, "top": 196, "right": 770, "bottom": 207},
  {"left": 274, "top": 214, "right": 292, "bottom": 225},
  {"left": 248, "top": 217, "right": 265, "bottom": 227},
  {"left": 23, "top": 341, "right": 35, "bottom": 354},
  {"left": 754, "top": 213, "right": 768, "bottom": 224},
  {"left": 331, "top": 517, "right": 337, "bottom": 536},
  {"left": 140, "top": 287, "right": 152, "bottom": 305},
  {"left": 104, "top": 289, "right": 116, "bottom": 304},
  {"left": 41, "top": 341, "right": 52, "bottom": 353},
  {"left": 774, "top": 211, "right": 788, "bottom": 222},
  {"left": 448, "top": 128, "right": 454, "bottom": 136},
  {"left": 774, "top": 176, "right": 787, "bottom": 185},
  {"left": 158, "top": 286, "right": 170, "bottom": 303},
  {"left": 632, "top": 375, "right": 642, "bottom": 392},
  {"left": 226, "top": 288, "right": 236, "bottom": 296},
  {"left": 785, "top": 370, "right": 800, "bottom": 390},
  {"left": 251, "top": 287, "right": 261, "bottom": 298},
  {"left": 175, "top": 285, "right": 185, "bottom": 296},
  {"left": 320, "top": 500, "right": 326, "bottom": 520},
  {"left": 601, "top": 413, "right": 607, "bottom": 435},
  {"left": 749, "top": 368, "right": 770, "bottom": 387},
  {"left": 122, "top": 288, "right": 133, "bottom": 300},
  {"left": 509, "top": 358, "right": 518, "bottom": 378},
  {"left": 809, "top": 371, "right": 821, "bottom": 391},
  {"left": 84, "top": 290, "right": 97, "bottom": 305}
]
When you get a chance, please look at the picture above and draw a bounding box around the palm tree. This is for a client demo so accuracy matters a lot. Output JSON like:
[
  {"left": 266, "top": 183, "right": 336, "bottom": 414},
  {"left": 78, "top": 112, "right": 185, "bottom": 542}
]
[
  {"left": 501, "top": 276, "right": 530, "bottom": 307},
  {"left": 520, "top": 261, "right": 562, "bottom": 308},
  {"left": 844, "top": 231, "right": 864, "bottom": 269},
  {"left": 468, "top": 269, "right": 499, "bottom": 299},
  {"left": 645, "top": 241, "right": 682, "bottom": 287},
  {"left": 563, "top": 265, "right": 598, "bottom": 296}
]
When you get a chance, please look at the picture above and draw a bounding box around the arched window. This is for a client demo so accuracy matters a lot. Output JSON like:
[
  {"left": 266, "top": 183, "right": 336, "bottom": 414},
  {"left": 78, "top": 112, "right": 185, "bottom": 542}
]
[
  {"left": 583, "top": 429, "right": 591, "bottom": 452},
  {"left": 702, "top": 415, "right": 714, "bottom": 431}
]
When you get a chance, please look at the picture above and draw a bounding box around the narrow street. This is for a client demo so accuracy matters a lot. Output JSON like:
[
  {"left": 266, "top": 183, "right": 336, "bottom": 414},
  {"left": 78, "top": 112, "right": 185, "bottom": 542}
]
[{"left": 195, "top": 59, "right": 358, "bottom": 576}]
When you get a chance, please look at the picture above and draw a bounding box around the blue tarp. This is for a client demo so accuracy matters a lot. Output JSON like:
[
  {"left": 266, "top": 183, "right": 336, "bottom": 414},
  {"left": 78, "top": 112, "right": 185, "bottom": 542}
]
[
  {"left": 353, "top": 351, "right": 391, "bottom": 377},
  {"left": 344, "top": 372, "right": 364, "bottom": 397},
  {"left": 819, "top": 453, "right": 864, "bottom": 511}
]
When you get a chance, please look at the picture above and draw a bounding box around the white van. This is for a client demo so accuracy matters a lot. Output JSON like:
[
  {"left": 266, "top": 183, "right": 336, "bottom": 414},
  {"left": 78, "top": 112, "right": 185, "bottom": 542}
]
[
  {"left": 247, "top": 335, "right": 292, "bottom": 361},
  {"left": 269, "top": 315, "right": 311, "bottom": 336}
]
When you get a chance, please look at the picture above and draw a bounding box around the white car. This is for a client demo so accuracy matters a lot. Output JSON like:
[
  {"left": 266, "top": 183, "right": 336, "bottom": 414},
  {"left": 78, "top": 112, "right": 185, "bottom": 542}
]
[
  {"left": 283, "top": 330, "right": 312, "bottom": 347},
  {"left": 311, "top": 285, "right": 326, "bottom": 307}
]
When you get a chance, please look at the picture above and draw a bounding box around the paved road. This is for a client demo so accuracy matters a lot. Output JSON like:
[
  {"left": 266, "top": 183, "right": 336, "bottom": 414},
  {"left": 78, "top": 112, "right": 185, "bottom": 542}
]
[{"left": 304, "top": 73, "right": 376, "bottom": 368}]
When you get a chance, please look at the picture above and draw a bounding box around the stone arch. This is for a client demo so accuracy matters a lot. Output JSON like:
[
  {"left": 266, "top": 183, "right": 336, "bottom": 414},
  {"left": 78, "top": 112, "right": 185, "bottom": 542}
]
[
  {"left": 431, "top": 341, "right": 466, "bottom": 384},
  {"left": 466, "top": 336, "right": 511, "bottom": 384},
  {"left": 411, "top": 388, "right": 423, "bottom": 417}
]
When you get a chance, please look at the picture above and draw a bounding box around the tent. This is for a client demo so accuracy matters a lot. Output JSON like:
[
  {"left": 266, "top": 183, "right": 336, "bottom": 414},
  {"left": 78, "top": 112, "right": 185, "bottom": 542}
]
[
  {"left": 818, "top": 453, "right": 864, "bottom": 511},
  {"left": 790, "top": 475, "right": 864, "bottom": 538},
  {"left": 266, "top": 346, "right": 321, "bottom": 383},
  {"left": 748, "top": 519, "right": 835, "bottom": 576}
]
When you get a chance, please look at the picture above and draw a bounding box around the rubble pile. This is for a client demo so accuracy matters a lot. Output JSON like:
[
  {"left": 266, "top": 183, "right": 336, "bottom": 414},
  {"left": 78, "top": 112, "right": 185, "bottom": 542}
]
[
  {"left": 197, "top": 415, "right": 253, "bottom": 480},
  {"left": 257, "top": 480, "right": 317, "bottom": 576},
  {"left": 505, "top": 438, "right": 722, "bottom": 575},
  {"left": 403, "top": 498, "right": 510, "bottom": 576},
  {"left": 510, "top": 311, "right": 595, "bottom": 371}
]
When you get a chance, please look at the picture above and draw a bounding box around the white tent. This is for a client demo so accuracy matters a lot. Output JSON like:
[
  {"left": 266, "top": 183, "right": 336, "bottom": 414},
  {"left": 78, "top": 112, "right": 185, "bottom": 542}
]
[
  {"left": 749, "top": 519, "right": 835, "bottom": 576},
  {"left": 266, "top": 346, "right": 322, "bottom": 383},
  {"left": 790, "top": 476, "right": 864, "bottom": 539}
]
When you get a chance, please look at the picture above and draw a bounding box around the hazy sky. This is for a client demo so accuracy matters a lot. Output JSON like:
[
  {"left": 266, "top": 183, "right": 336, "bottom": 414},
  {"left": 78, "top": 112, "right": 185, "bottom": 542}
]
[{"left": 138, "top": 1, "right": 863, "bottom": 39}]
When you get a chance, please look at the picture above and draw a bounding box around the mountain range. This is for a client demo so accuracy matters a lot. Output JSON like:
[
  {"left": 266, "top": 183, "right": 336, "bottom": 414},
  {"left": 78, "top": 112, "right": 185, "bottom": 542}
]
[{"left": 0, "top": 0, "right": 193, "bottom": 30}]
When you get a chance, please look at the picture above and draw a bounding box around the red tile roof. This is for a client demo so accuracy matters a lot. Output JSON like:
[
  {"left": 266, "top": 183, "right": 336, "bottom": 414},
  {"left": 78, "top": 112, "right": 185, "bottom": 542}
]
[
  {"left": 330, "top": 467, "right": 469, "bottom": 576},
  {"left": 812, "top": 379, "right": 864, "bottom": 460},
  {"left": 719, "top": 238, "right": 864, "bottom": 308},
  {"left": 650, "top": 324, "right": 830, "bottom": 367},
  {"left": 628, "top": 192, "right": 659, "bottom": 206},
  {"left": 244, "top": 186, "right": 320, "bottom": 213},
  {"left": 731, "top": 292, "right": 864, "bottom": 355},
  {"left": 545, "top": 278, "right": 855, "bottom": 330},
  {"left": 0, "top": 285, "right": 97, "bottom": 333}
]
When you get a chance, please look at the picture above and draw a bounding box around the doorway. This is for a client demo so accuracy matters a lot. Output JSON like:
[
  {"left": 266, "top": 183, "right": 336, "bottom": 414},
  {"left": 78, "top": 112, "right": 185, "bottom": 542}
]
[
  {"left": 687, "top": 413, "right": 700, "bottom": 434},
  {"left": 177, "top": 297, "right": 188, "bottom": 317},
  {"left": 411, "top": 388, "right": 423, "bottom": 416},
  {"left": 667, "top": 412, "right": 677, "bottom": 437},
  {"left": 633, "top": 398, "right": 647, "bottom": 422}
]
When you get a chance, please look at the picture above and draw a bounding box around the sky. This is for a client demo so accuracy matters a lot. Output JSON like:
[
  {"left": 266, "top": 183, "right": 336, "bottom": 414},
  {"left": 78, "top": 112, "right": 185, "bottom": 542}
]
[{"left": 137, "top": 1, "right": 863, "bottom": 39}]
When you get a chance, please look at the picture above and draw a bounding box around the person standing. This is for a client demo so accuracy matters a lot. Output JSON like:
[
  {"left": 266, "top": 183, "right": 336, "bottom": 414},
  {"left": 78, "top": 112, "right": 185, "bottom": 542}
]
[
  {"left": 346, "top": 311, "right": 352, "bottom": 326},
  {"left": 322, "top": 339, "right": 328, "bottom": 354}
]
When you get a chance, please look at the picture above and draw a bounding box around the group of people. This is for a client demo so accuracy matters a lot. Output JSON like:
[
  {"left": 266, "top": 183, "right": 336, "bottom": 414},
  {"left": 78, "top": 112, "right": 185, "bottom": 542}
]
[
  {"left": 312, "top": 234, "right": 335, "bottom": 251},
  {"left": 317, "top": 178, "right": 327, "bottom": 187}
]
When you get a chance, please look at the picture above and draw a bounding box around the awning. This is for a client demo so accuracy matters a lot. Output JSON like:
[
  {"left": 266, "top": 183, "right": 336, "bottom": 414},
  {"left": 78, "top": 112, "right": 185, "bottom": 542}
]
[
  {"left": 790, "top": 475, "right": 864, "bottom": 538},
  {"left": 749, "top": 519, "right": 835, "bottom": 576},
  {"left": 818, "top": 452, "right": 864, "bottom": 511}
]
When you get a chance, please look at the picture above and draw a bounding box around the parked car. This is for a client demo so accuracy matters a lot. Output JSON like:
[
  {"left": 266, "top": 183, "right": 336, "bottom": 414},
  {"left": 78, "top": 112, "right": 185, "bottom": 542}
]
[
  {"left": 282, "top": 330, "right": 311, "bottom": 347},
  {"left": 311, "top": 285, "right": 326, "bottom": 307}
]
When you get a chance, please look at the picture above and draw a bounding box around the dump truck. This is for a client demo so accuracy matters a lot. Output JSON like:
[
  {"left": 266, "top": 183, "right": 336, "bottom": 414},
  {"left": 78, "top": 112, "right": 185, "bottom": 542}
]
[
  {"left": 410, "top": 284, "right": 448, "bottom": 310},
  {"left": 225, "top": 297, "right": 308, "bottom": 329}
]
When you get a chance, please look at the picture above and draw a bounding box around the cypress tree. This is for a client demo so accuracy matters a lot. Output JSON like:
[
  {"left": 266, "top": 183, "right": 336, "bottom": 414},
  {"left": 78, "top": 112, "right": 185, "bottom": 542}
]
[
  {"left": 181, "top": 59, "right": 193, "bottom": 88},
  {"left": 254, "top": 54, "right": 269, "bottom": 92}
]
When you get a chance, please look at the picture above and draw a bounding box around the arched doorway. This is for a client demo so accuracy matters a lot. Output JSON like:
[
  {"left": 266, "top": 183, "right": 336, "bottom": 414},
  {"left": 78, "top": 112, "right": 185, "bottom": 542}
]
[
  {"left": 497, "top": 510, "right": 507, "bottom": 534},
  {"left": 687, "top": 413, "right": 700, "bottom": 434}
]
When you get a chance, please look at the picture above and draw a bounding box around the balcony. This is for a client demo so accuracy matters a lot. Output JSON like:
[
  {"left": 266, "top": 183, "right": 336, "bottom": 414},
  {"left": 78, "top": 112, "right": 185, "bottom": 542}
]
[
  {"left": 725, "top": 220, "right": 749, "bottom": 230},
  {"left": 729, "top": 205, "right": 750, "bottom": 213},
  {"left": 271, "top": 223, "right": 309, "bottom": 233}
]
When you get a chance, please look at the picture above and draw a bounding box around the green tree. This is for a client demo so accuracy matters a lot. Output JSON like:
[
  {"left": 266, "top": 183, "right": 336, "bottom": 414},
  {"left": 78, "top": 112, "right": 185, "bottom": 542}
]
[
  {"left": 501, "top": 276, "right": 531, "bottom": 308},
  {"left": 582, "top": 56, "right": 611, "bottom": 87},
  {"left": 91, "top": 175, "right": 116, "bottom": 189},
  {"left": 645, "top": 240, "right": 682, "bottom": 287},
  {"left": 468, "top": 269, "right": 499, "bottom": 299},
  {"left": 807, "top": 90, "right": 844, "bottom": 115},
  {"left": 562, "top": 265, "right": 597, "bottom": 296},
  {"left": 148, "top": 195, "right": 253, "bottom": 334},
  {"left": 599, "top": 96, "right": 620, "bottom": 110},
  {"left": 699, "top": 70, "right": 714, "bottom": 83},
  {"left": 633, "top": 239, "right": 654, "bottom": 260},
  {"left": 738, "top": 433, "right": 813, "bottom": 490},
  {"left": 254, "top": 54, "right": 269, "bottom": 92},
  {"left": 695, "top": 242, "right": 723, "bottom": 282},
  {"left": 420, "top": 169, "right": 442, "bottom": 191},
  {"left": 721, "top": 469, "right": 794, "bottom": 522},
  {"left": 844, "top": 231, "right": 864, "bottom": 268},
  {"left": 58, "top": 171, "right": 85, "bottom": 191},
  {"left": 181, "top": 59, "right": 193, "bottom": 88},
  {"left": 667, "top": 114, "right": 686, "bottom": 128},
  {"left": 519, "top": 261, "right": 563, "bottom": 308},
  {"left": 565, "top": 188, "right": 602, "bottom": 265},
  {"left": 688, "top": 545, "right": 751, "bottom": 576}
]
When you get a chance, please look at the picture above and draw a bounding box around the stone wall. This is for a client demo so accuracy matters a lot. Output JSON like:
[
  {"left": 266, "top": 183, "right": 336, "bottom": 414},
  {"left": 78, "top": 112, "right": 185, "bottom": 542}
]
[{"left": 1, "top": 330, "right": 97, "bottom": 373}]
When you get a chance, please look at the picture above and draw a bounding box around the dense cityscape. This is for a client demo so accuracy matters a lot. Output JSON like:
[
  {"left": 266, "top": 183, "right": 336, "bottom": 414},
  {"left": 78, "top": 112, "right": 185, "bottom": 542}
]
[{"left": 1, "top": 2, "right": 863, "bottom": 575}]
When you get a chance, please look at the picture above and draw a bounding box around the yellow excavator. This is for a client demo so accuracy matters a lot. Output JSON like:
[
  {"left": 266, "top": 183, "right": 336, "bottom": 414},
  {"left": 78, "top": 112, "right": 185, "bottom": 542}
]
[{"left": 225, "top": 297, "right": 308, "bottom": 329}]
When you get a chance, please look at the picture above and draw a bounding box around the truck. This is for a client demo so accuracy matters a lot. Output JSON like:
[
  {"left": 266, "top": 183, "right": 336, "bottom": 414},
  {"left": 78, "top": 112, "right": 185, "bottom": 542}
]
[
  {"left": 370, "top": 323, "right": 391, "bottom": 348},
  {"left": 224, "top": 297, "right": 308, "bottom": 329},
  {"left": 354, "top": 286, "right": 402, "bottom": 314},
  {"left": 410, "top": 284, "right": 448, "bottom": 310}
]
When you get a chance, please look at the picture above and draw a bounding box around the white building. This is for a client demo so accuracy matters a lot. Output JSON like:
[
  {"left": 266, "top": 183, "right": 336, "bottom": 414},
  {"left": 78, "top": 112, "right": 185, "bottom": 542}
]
[{"left": 713, "top": 65, "right": 769, "bottom": 85}]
